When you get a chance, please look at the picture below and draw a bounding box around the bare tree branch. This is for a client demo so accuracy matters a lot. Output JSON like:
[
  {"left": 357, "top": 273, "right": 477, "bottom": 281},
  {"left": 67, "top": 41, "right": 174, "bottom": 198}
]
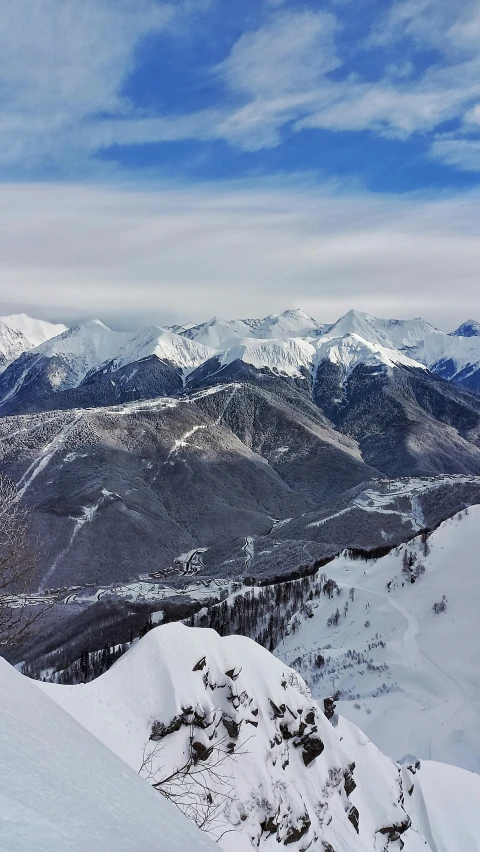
[
  {"left": 0, "top": 476, "right": 56, "bottom": 650},
  {"left": 140, "top": 705, "right": 251, "bottom": 840}
]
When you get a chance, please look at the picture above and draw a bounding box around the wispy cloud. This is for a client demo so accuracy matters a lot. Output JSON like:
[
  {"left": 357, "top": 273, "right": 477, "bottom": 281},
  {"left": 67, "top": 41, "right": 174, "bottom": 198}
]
[
  {"left": 0, "top": 0, "right": 172, "bottom": 168},
  {"left": 0, "top": 180, "right": 479, "bottom": 330},
  {"left": 1, "top": 1, "right": 480, "bottom": 173},
  {"left": 431, "top": 137, "right": 480, "bottom": 171}
]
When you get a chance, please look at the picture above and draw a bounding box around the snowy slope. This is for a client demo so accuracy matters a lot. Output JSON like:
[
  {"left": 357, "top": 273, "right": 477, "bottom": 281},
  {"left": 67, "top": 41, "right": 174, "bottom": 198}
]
[
  {"left": 0, "top": 321, "right": 216, "bottom": 408},
  {"left": 0, "top": 314, "right": 66, "bottom": 369},
  {"left": 0, "top": 314, "right": 66, "bottom": 368},
  {"left": 321, "top": 309, "right": 480, "bottom": 389},
  {"left": 40, "top": 623, "right": 480, "bottom": 852},
  {"left": 0, "top": 320, "right": 32, "bottom": 366},
  {"left": 217, "top": 336, "right": 317, "bottom": 377},
  {"left": 0, "top": 656, "right": 216, "bottom": 852},
  {"left": 276, "top": 504, "right": 480, "bottom": 774},
  {"left": 2, "top": 307, "right": 480, "bottom": 409},
  {"left": 411, "top": 332, "right": 480, "bottom": 384},
  {"left": 201, "top": 330, "right": 425, "bottom": 381},
  {"left": 104, "top": 325, "right": 215, "bottom": 375}
]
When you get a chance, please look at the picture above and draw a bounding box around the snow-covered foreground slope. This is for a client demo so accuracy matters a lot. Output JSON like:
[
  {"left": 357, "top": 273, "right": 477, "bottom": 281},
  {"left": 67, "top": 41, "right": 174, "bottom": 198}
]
[
  {"left": 0, "top": 657, "right": 215, "bottom": 852},
  {"left": 276, "top": 505, "right": 480, "bottom": 774},
  {"left": 40, "top": 622, "right": 480, "bottom": 851}
]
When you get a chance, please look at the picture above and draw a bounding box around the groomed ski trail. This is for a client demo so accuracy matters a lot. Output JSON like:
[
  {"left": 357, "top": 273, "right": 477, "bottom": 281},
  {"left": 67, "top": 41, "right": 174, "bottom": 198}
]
[{"left": 354, "top": 583, "right": 465, "bottom": 762}]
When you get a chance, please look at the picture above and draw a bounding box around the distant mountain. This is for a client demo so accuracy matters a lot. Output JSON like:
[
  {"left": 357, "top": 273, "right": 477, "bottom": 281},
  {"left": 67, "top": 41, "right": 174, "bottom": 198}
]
[
  {"left": 0, "top": 320, "right": 214, "bottom": 412},
  {"left": 2, "top": 307, "right": 480, "bottom": 414},
  {"left": 450, "top": 319, "right": 480, "bottom": 337},
  {"left": 178, "top": 308, "right": 323, "bottom": 348},
  {"left": 0, "top": 313, "right": 66, "bottom": 370},
  {"left": 2, "top": 307, "right": 480, "bottom": 593},
  {"left": 0, "top": 313, "right": 67, "bottom": 347}
]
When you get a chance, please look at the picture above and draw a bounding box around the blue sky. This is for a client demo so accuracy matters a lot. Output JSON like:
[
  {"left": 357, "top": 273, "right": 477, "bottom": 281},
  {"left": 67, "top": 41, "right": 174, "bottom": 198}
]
[{"left": 0, "top": 0, "right": 479, "bottom": 327}]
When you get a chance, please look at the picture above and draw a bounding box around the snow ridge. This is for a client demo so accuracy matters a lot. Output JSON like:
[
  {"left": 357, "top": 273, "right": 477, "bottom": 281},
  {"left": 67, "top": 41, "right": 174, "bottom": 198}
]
[{"left": 37, "top": 622, "right": 480, "bottom": 852}]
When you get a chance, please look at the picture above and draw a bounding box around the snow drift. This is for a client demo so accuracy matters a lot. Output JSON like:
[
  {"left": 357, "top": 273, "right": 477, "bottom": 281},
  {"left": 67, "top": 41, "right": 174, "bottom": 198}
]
[{"left": 0, "top": 655, "right": 215, "bottom": 852}]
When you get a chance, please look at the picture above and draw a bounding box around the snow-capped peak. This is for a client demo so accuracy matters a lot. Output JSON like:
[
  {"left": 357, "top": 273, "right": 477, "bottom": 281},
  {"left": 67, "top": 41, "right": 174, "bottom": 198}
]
[
  {"left": 256, "top": 308, "right": 323, "bottom": 338},
  {"left": 450, "top": 319, "right": 480, "bottom": 338},
  {"left": 314, "top": 332, "right": 427, "bottom": 375},
  {"left": 107, "top": 326, "right": 215, "bottom": 376},
  {"left": 0, "top": 313, "right": 67, "bottom": 347},
  {"left": 324, "top": 309, "right": 442, "bottom": 352},
  {"left": 32, "top": 321, "right": 216, "bottom": 387},
  {"left": 180, "top": 309, "right": 323, "bottom": 348},
  {"left": 0, "top": 313, "right": 68, "bottom": 369}
]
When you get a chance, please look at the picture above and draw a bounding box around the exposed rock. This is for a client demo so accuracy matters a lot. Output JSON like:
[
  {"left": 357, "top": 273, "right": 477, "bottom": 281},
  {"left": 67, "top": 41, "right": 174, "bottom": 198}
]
[
  {"left": 347, "top": 805, "right": 359, "bottom": 834},
  {"left": 193, "top": 656, "right": 207, "bottom": 671},
  {"left": 191, "top": 741, "right": 214, "bottom": 764},
  {"left": 323, "top": 697, "right": 336, "bottom": 721},
  {"left": 150, "top": 715, "right": 183, "bottom": 740},
  {"left": 378, "top": 816, "right": 412, "bottom": 840},
  {"left": 270, "top": 699, "right": 287, "bottom": 718},
  {"left": 343, "top": 763, "right": 356, "bottom": 797},
  {"left": 299, "top": 736, "right": 324, "bottom": 767},
  {"left": 222, "top": 714, "right": 241, "bottom": 739},
  {"left": 283, "top": 813, "right": 311, "bottom": 845},
  {"left": 260, "top": 816, "right": 278, "bottom": 836},
  {"left": 225, "top": 666, "right": 242, "bottom": 681}
]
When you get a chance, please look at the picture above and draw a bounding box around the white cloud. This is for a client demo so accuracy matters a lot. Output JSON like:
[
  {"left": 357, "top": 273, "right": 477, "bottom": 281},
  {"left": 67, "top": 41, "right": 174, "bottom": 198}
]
[
  {"left": 0, "top": 0, "right": 172, "bottom": 167},
  {"left": 297, "top": 58, "right": 480, "bottom": 137},
  {"left": 215, "top": 10, "right": 339, "bottom": 98},
  {"left": 0, "top": 180, "right": 479, "bottom": 331},
  {"left": 369, "top": 0, "right": 480, "bottom": 57},
  {"left": 430, "top": 137, "right": 480, "bottom": 171},
  {"left": 145, "top": 4, "right": 480, "bottom": 154},
  {"left": 1, "top": 1, "right": 480, "bottom": 169}
]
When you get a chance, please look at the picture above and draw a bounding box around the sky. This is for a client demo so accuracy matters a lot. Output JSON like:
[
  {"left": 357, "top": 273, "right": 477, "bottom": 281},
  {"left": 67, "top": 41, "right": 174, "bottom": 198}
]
[{"left": 0, "top": 0, "right": 479, "bottom": 330}]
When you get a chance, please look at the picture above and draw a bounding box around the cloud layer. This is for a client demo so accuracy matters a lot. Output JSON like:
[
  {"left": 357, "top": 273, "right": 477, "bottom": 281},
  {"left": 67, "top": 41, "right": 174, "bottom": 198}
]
[{"left": 0, "top": 180, "right": 478, "bottom": 330}]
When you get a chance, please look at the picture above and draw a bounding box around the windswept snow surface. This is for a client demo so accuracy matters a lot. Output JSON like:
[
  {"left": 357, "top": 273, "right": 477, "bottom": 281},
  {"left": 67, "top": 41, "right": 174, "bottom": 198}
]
[
  {"left": 276, "top": 505, "right": 480, "bottom": 774},
  {"left": 39, "top": 623, "right": 480, "bottom": 852},
  {"left": 0, "top": 657, "right": 216, "bottom": 852},
  {"left": 215, "top": 329, "right": 425, "bottom": 378},
  {"left": 218, "top": 336, "right": 316, "bottom": 377}
]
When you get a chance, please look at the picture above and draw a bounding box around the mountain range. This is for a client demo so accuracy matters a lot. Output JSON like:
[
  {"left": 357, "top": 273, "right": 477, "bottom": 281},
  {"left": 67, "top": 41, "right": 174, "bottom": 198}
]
[
  {"left": 1, "top": 308, "right": 480, "bottom": 593},
  {"left": 1, "top": 308, "right": 480, "bottom": 415}
]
